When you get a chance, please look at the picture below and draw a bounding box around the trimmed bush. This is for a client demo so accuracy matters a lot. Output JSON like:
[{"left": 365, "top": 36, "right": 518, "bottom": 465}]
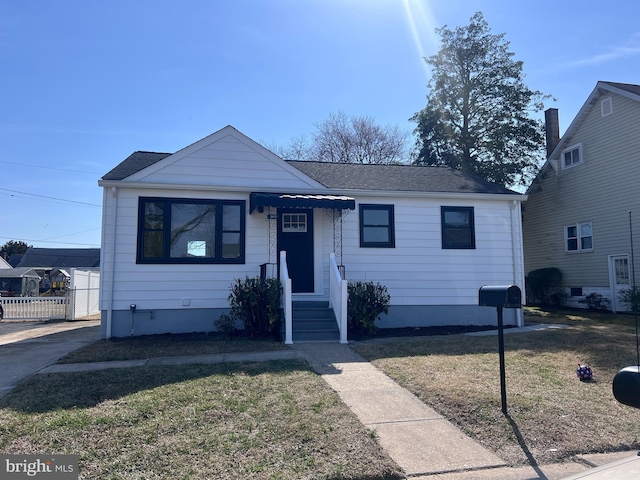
[
  {"left": 347, "top": 281, "right": 390, "bottom": 335},
  {"left": 619, "top": 288, "right": 640, "bottom": 313},
  {"left": 227, "top": 276, "right": 281, "bottom": 338},
  {"left": 579, "top": 293, "right": 610, "bottom": 311},
  {"left": 526, "top": 267, "right": 564, "bottom": 306}
]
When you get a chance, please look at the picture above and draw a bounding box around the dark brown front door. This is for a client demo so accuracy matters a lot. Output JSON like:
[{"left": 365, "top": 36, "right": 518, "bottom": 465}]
[{"left": 277, "top": 208, "right": 314, "bottom": 293}]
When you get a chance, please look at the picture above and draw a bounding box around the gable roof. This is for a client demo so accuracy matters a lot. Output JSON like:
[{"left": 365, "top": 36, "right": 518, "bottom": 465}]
[
  {"left": 527, "top": 81, "right": 640, "bottom": 191},
  {"left": 0, "top": 267, "right": 40, "bottom": 279},
  {"left": 14, "top": 248, "right": 100, "bottom": 269},
  {"left": 549, "top": 81, "right": 640, "bottom": 164},
  {"left": 102, "top": 151, "right": 171, "bottom": 181}
]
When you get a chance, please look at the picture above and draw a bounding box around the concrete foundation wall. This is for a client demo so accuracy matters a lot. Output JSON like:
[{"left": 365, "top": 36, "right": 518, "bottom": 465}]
[{"left": 102, "top": 304, "right": 521, "bottom": 338}]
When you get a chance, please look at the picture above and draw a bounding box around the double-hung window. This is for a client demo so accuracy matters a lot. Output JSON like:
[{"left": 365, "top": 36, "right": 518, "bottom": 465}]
[
  {"left": 441, "top": 206, "right": 475, "bottom": 249},
  {"left": 565, "top": 222, "right": 593, "bottom": 253},
  {"left": 562, "top": 143, "right": 583, "bottom": 169},
  {"left": 137, "top": 197, "right": 245, "bottom": 264},
  {"left": 359, "top": 204, "right": 395, "bottom": 248}
]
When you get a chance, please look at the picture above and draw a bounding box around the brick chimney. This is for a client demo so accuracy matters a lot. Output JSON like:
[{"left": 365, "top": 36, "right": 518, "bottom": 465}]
[{"left": 545, "top": 108, "right": 560, "bottom": 158}]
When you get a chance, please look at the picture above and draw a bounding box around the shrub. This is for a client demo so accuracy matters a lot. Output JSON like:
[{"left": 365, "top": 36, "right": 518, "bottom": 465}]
[
  {"left": 213, "top": 313, "right": 238, "bottom": 337},
  {"left": 526, "top": 267, "right": 563, "bottom": 305},
  {"left": 619, "top": 288, "right": 640, "bottom": 313},
  {"left": 579, "top": 292, "right": 610, "bottom": 311},
  {"left": 347, "top": 281, "right": 390, "bottom": 335},
  {"left": 548, "top": 288, "right": 569, "bottom": 307},
  {"left": 227, "top": 276, "right": 281, "bottom": 338}
]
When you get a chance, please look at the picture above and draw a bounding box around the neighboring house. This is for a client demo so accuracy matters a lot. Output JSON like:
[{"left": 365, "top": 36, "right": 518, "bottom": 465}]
[
  {"left": 98, "top": 125, "right": 526, "bottom": 339},
  {"left": 523, "top": 81, "right": 640, "bottom": 312},
  {"left": 13, "top": 248, "right": 100, "bottom": 269},
  {"left": 0, "top": 256, "right": 11, "bottom": 269},
  {"left": 11, "top": 247, "right": 100, "bottom": 293},
  {"left": 0, "top": 268, "right": 41, "bottom": 296}
]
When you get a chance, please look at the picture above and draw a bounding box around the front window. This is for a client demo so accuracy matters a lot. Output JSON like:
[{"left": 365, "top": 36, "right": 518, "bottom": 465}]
[
  {"left": 137, "top": 198, "right": 245, "bottom": 264},
  {"left": 562, "top": 143, "right": 583, "bottom": 169},
  {"left": 566, "top": 222, "right": 593, "bottom": 253},
  {"left": 359, "top": 204, "right": 395, "bottom": 248},
  {"left": 442, "top": 206, "right": 475, "bottom": 249}
]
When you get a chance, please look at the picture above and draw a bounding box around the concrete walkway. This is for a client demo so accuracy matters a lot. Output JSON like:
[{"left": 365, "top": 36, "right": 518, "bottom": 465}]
[
  {"left": 290, "top": 340, "right": 625, "bottom": 480},
  {"left": 292, "top": 342, "right": 508, "bottom": 477}
]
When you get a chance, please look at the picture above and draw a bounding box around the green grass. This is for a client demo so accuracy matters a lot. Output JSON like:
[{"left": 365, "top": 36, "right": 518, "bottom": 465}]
[
  {"left": 353, "top": 307, "right": 640, "bottom": 466},
  {"left": 58, "top": 332, "right": 289, "bottom": 364},
  {"left": 0, "top": 360, "right": 403, "bottom": 479}
]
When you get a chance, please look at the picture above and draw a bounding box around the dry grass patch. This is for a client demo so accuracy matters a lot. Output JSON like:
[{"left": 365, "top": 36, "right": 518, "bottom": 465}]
[
  {"left": 354, "top": 309, "right": 640, "bottom": 466},
  {"left": 0, "top": 360, "right": 403, "bottom": 479},
  {"left": 59, "top": 332, "right": 288, "bottom": 364}
]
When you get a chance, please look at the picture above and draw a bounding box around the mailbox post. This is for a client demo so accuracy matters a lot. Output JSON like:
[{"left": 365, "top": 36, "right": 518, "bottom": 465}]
[{"left": 479, "top": 285, "right": 522, "bottom": 415}]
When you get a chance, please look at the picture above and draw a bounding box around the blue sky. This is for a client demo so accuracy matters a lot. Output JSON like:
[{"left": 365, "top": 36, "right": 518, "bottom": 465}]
[{"left": 1, "top": 0, "right": 639, "bottom": 249}]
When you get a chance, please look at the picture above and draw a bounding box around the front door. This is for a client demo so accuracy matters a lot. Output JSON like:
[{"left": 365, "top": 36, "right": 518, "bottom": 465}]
[
  {"left": 609, "top": 254, "right": 631, "bottom": 312},
  {"left": 278, "top": 209, "right": 314, "bottom": 293}
]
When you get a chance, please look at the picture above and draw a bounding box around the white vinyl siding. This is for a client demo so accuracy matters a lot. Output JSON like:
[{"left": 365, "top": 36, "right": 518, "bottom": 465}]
[
  {"left": 133, "top": 134, "right": 319, "bottom": 190},
  {"left": 102, "top": 189, "right": 523, "bottom": 312}
]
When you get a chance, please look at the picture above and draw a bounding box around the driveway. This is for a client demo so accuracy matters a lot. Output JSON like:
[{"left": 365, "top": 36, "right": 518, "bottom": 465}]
[{"left": 0, "top": 319, "right": 100, "bottom": 398}]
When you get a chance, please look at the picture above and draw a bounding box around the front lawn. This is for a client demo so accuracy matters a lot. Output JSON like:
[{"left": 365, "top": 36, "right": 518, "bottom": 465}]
[
  {"left": 0, "top": 360, "right": 403, "bottom": 479},
  {"left": 353, "top": 308, "right": 640, "bottom": 466},
  {"left": 58, "top": 332, "right": 288, "bottom": 364}
]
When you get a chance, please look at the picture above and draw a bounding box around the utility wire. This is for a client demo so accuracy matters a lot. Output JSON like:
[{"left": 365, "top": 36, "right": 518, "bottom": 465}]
[
  {"left": 0, "top": 160, "right": 101, "bottom": 175},
  {"left": 0, "top": 236, "right": 100, "bottom": 247},
  {"left": 0, "top": 187, "right": 101, "bottom": 207}
]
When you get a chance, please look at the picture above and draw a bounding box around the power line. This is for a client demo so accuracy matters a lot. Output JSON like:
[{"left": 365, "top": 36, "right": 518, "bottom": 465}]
[
  {"left": 0, "top": 187, "right": 101, "bottom": 207},
  {"left": 0, "top": 160, "right": 101, "bottom": 175},
  {"left": 0, "top": 236, "right": 100, "bottom": 247}
]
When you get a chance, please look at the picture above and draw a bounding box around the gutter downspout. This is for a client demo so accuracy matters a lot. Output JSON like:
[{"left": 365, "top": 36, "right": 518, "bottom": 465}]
[
  {"left": 511, "top": 200, "right": 525, "bottom": 327},
  {"left": 105, "top": 186, "right": 118, "bottom": 339}
]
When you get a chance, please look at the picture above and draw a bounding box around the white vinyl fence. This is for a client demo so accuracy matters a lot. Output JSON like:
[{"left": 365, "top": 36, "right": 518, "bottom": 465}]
[{"left": 0, "top": 269, "right": 100, "bottom": 321}]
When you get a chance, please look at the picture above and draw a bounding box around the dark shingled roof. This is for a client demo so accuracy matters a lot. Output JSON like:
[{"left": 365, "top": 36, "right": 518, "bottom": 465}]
[
  {"left": 0, "top": 267, "right": 40, "bottom": 278},
  {"left": 102, "top": 151, "right": 518, "bottom": 195},
  {"left": 102, "top": 151, "right": 171, "bottom": 181},
  {"left": 286, "top": 161, "right": 517, "bottom": 194},
  {"left": 14, "top": 248, "right": 100, "bottom": 269},
  {"left": 601, "top": 81, "right": 640, "bottom": 96}
]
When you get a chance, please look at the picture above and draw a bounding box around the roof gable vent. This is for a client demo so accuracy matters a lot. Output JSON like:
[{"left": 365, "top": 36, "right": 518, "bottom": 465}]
[{"left": 601, "top": 97, "right": 613, "bottom": 117}]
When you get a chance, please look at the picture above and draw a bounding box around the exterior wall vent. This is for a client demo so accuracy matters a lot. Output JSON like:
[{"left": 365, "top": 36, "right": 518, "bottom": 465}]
[{"left": 601, "top": 97, "right": 613, "bottom": 117}]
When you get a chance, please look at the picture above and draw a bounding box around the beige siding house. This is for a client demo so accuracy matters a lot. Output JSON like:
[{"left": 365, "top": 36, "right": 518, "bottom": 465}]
[{"left": 523, "top": 81, "right": 640, "bottom": 312}]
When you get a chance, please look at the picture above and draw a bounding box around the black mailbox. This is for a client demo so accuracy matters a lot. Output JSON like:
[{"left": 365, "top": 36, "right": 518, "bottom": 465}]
[{"left": 479, "top": 285, "right": 522, "bottom": 308}]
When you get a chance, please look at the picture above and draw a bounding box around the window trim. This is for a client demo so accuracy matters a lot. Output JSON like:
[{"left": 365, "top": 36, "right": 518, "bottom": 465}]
[
  {"left": 359, "top": 204, "right": 395, "bottom": 248},
  {"left": 565, "top": 222, "right": 593, "bottom": 253},
  {"left": 441, "top": 206, "right": 476, "bottom": 250},
  {"left": 561, "top": 143, "right": 583, "bottom": 170},
  {"left": 136, "top": 197, "right": 246, "bottom": 264}
]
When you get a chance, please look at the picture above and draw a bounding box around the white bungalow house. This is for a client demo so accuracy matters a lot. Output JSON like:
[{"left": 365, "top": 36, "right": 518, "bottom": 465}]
[{"left": 98, "top": 126, "right": 526, "bottom": 340}]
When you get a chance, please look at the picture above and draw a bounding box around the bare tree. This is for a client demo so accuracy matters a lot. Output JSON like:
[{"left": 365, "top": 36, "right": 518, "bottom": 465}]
[{"left": 276, "top": 112, "right": 409, "bottom": 164}]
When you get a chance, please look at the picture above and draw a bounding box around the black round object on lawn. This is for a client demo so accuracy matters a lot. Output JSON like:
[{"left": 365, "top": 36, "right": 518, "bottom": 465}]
[{"left": 613, "top": 366, "right": 640, "bottom": 409}]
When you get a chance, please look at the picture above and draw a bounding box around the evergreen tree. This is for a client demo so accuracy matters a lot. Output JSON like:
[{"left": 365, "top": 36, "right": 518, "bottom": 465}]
[{"left": 412, "top": 12, "right": 550, "bottom": 187}]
